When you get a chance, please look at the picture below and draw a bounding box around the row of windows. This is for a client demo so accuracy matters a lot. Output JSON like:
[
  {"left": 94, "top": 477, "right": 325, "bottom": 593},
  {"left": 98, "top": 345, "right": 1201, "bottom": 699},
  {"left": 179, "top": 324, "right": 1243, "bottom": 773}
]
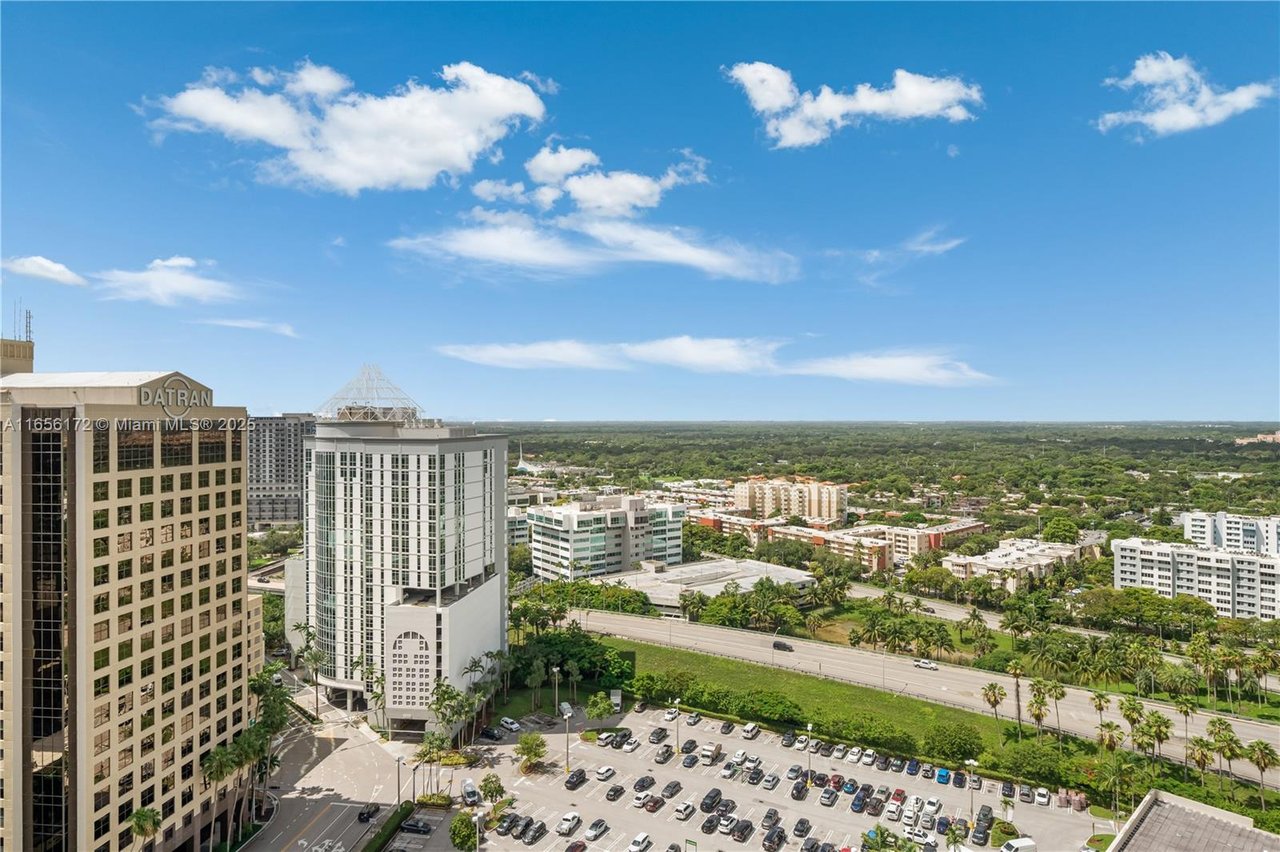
[
  {"left": 94, "top": 425, "right": 242, "bottom": 474},
  {"left": 93, "top": 469, "right": 241, "bottom": 502}
]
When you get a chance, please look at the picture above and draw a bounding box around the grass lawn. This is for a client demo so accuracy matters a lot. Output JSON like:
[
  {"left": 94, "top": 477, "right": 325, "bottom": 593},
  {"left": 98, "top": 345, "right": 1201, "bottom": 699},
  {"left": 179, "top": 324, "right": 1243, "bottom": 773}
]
[
  {"left": 808, "top": 602, "right": 1017, "bottom": 662},
  {"left": 1086, "top": 834, "right": 1116, "bottom": 850},
  {"left": 1088, "top": 804, "right": 1118, "bottom": 819},
  {"left": 599, "top": 635, "right": 1012, "bottom": 751},
  {"left": 492, "top": 683, "right": 617, "bottom": 724}
]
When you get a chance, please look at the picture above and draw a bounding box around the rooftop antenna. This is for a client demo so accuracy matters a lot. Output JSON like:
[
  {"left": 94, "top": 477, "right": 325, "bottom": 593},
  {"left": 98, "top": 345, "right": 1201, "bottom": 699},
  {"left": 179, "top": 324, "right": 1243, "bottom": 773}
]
[{"left": 24, "top": 309, "right": 32, "bottom": 342}]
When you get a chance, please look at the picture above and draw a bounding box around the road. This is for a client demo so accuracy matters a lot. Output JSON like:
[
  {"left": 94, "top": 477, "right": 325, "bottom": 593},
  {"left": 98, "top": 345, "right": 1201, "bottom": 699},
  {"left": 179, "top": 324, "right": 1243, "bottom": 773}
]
[{"left": 575, "top": 610, "right": 1280, "bottom": 788}]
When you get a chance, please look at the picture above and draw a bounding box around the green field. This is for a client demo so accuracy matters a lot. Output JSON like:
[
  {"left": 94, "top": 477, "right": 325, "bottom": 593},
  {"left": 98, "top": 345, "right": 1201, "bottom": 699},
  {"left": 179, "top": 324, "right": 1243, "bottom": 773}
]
[{"left": 598, "top": 635, "right": 1014, "bottom": 751}]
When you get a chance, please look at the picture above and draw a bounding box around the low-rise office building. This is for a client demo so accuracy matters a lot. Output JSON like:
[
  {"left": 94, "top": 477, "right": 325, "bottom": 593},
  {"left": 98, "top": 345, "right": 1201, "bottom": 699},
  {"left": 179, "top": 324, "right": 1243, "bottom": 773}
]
[
  {"left": 528, "top": 495, "right": 684, "bottom": 579},
  {"left": 855, "top": 518, "right": 987, "bottom": 566},
  {"left": 607, "top": 558, "right": 815, "bottom": 613},
  {"left": 1112, "top": 538, "right": 1278, "bottom": 621},
  {"left": 943, "top": 538, "right": 1080, "bottom": 591},
  {"left": 507, "top": 506, "right": 529, "bottom": 546}
]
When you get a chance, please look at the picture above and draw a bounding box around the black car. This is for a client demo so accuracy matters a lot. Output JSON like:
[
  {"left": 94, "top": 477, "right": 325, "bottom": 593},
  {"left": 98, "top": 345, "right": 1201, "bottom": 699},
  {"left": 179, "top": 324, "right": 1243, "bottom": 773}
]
[
  {"left": 976, "top": 805, "right": 994, "bottom": 828},
  {"left": 818, "top": 843, "right": 836, "bottom": 852},
  {"left": 701, "top": 814, "right": 720, "bottom": 834},
  {"left": 700, "top": 788, "right": 723, "bottom": 813},
  {"left": 952, "top": 771, "right": 967, "bottom": 788},
  {"left": 747, "top": 768, "right": 764, "bottom": 785},
  {"left": 731, "top": 820, "right": 754, "bottom": 842},
  {"left": 761, "top": 808, "right": 780, "bottom": 829},
  {"left": 970, "top": 826, "right": 990, "bottom": 846},
  {"left": 781, "top": 731, "right": 797, "bottom": 748},
  {"left": 793, "top": 817, "right": 812, "bottom": 837},
  {"left": 890, "top": 756, "right": 906, "bottom": 773},
  {"left": 790, "top": 781, "right": 808, "bottom": 801},
  {"left": 565, "top": 768, "right": 587, "bottom": 790},
  {"left": 402, "top": 820, "right": 433, "bottom": 838},
  {"left": 655, "top": 744, "right": 675, "bottom": 764},
  {"left": 357, "top": 803, "right": 380, "bottom": 823},
  {"left": 819, "top": 741, "right": 835, "bottom": 757},
  {"left": 812, "top": 773, "right": 829, "bottom": 788},
  {"left": 875, "top": 754, "right": 891, "bottom": 771},
  {"left": 763, "top": 826, "right": 786, "bottom": 852},
  {"left": 772, "top": 640, "right": 794, "bottom": 652},
  {"left": 1001, "top": 780, "right": 1016, "bottom": 798},
  {"left": 606, "top": 785, "right": 625, "bottom": 802},
  {"left": 649, "top": 728, "right": 669, "bottom": 744},
  {"left": 866, "top": 798, "right": 885, "bottom": 817},
  {"left": 682, "top": 754, "right": 700, "bottom": 768},
  {"left": 681, "top": 738, "right": 698, "bottom": 754},
  {"left": 611, "top": 728, "right": 632, "bottom": 749},
  {"left": 662, "top": 780, "right": 683, "bottom": 799},
  {"left": 479, "top": 727, "right": 504, "bottom": 742},
  {"left": 495, "top": 813, "right": 519, "bottom": 836},
  {"left": 666, "top": 845, "right": 682, "bottom": 852},
  {"left": 720, "top": 720, "right": 735, "bottom": 734},
  {"left": 634, "top": 775, "right": 655, "bottom": 792},
  {"left": 801, "top": 838, "right": 820, "bottom": 852},
  {"left": 906, "top": 758, "right": 920, "bottom": 776},
  {"left": 510, "top": 816, "right": 534, "bottom": 839},
  {"left": 523, "top": 821, "right": 547, "bottom": 845},
  {"left": 716, "top": 799, "right": 737, "bottom": 817}
]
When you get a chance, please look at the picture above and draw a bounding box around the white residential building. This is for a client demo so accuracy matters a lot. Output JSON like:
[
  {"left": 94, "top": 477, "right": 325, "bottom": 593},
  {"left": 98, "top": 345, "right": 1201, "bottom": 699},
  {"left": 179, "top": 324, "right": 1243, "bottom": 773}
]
[
  {"left": 852, "top": 518, "right": 987, "bottom": 566},
  {"left": 507, "top": 506, "right": 529, "bottom": 546},
  {"left": 300, "top": 367, "right": 507, "bottom": 730},
  {"left": 733, "top": 478, "right": 848, "bottom": 520},
  {"left": 528, "top": 495, "right": 684, "bottom": 579},
  {"left": 943, "top": 538, "right": 1080, "bottom": 591},
  {"left": 1112, "top": 538, "right": 1278, "bottom": 621},
  {"left": 1182, "top": 511, "right": 1280, "bottom": 557}
]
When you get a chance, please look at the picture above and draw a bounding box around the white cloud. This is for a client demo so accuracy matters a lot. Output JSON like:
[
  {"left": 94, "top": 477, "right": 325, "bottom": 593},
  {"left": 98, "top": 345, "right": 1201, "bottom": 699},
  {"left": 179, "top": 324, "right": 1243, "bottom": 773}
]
[
  {"left": 843, "top": 225, "right": 966, "bottom": 288},
  {"left": 947, "top": 144, "right": 960, "bottom": 158},
  {"left": 727, "top": 61, "right": 983, "bottom": 148},
  {"left": 524, "top": 144, "right": 601, "bottom": 185},
  {"left": 902, "top": 226, "right": 966, "bottom": 256},
  {"left": 562, "top": 152, "right": 707, "bottom": 218},
  {"left": 570, "top": 218, "right": 796, "bottom": 283},
  {"left": 787, "top": 351, "right": 992, "bottom": 387},
  {"left": 436, "top": 340, "right": 626, "bottom": 370},
  {"left": 436, "top": 335, "right": 992, "bottom": 387},
  {"left": 95, "top": 256, "right": 240, "bottom": 306},
  {"left": 518, "top": 71, "right": 560, "bottom": 95},
  {"left": 1097, "top": 51, "right": 1276, "bottom": 137},
  {"left": 151, "top": 59, "right": 545, "bottom": 194},
  {"left": 1, "top": 255, "right": 87, "bottom": 285},
  {"left": 197, "top": 318, "right": 298, "bottom": 338},
  {"left": 390, "top": 215, "right": 602, "bottom": 274},
  {"left": 471, "top": 179, "right": 528, "bottom": 202}
]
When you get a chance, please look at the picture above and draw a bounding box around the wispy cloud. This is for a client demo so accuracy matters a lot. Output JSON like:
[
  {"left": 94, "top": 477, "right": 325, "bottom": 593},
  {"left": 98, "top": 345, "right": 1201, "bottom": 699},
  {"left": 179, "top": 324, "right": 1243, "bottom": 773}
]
[
  {"left": 196, "top": 318, "right": 298, "bottom": 338},
  {"left": 1097, "top": 51, "right": 1276, "bottom": 138},
  {"left": 96, "top": 256, "right": 240, "bottom": 306},
  {"left": 437, "top": 335, "right": 992, "bottom": 387},
  {"left": 831, "top": 225, "right": 967, "bottom": 288},
  {"left": 147, "top": 59, "right": 546, "bottom": 194},
  {"left": 2, "top": 255, "right": 87, "bottom": 286},
  {"left": 726, "top": 61, "right": 983, "bottom": 149}
]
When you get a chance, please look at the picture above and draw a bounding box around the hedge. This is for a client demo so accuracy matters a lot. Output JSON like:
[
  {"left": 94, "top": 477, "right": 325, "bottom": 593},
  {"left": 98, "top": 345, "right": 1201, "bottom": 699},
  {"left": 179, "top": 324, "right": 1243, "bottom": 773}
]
[{"left": 360, "top": 801, "right": 414, "bottom": 852}]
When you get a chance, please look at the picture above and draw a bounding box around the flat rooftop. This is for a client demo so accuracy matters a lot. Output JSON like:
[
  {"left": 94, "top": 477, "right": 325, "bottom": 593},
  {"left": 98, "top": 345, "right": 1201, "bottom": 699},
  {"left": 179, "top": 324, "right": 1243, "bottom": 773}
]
[
  {"left": 1112, "top": 793, "right": 1277, "bottom": 852},
  {"left": 608, "top": 558, "right": 814, "bottom": 608}
]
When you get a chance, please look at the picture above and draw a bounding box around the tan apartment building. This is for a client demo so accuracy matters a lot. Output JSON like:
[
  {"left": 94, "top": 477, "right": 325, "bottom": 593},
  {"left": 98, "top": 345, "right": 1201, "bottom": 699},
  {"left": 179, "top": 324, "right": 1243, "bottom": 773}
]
[
  {"left": 766, "top": 525, "right": 891, "bottom": 572},
  {"left": 732, "top": 478, "right": 848, "bottom": 521},
  {"left": 0, "top": 337, "right": 262, "bottom": 852}
]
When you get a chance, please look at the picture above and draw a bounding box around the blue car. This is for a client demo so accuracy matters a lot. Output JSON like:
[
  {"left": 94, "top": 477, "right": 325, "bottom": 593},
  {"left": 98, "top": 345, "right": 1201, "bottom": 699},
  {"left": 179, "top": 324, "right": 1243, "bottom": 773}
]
[
  {"left": 843, "top": 780, "right": 858, "bottom": 794},
  {"left": 937, "top": 816, "right": 952, "bottom": 835},
  {"left": 906, "top": 759, "right": 920, "bottom": 776},
  {"left": 936, "top": 768, "right": 951, "bottom": 785},
  {"left": 850, "top": 792, "right": 866, "bottom": 813}
]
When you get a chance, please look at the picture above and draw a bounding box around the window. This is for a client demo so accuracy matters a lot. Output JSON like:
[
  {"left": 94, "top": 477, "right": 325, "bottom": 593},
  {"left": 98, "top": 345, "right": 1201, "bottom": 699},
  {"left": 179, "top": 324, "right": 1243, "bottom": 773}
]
[
  {"left": 117, "top": 479, "right": 132, "bottom": 499},
  {"left": 140, "top": 503, "right": 154, "bottom": 522},
  {"left": 94, "top": 481, "right": 110, "bottom": 501},
  {"left": 94, "top": 424, "right": 110, "bottom": 474},
  {"left": 118, "top": 426, "right": 155, "bottom": 471},
  {"left": 160, "top": 425, "right": 192, "bottom": 468},
  {"left": 139, "top": 476, "right": 154, "bottom": 496}
]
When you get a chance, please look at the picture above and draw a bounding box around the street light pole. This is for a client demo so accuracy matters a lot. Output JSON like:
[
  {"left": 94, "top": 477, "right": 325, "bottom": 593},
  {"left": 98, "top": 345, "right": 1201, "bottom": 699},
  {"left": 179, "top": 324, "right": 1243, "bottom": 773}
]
[
  {"left": 474, "top": 813, "right": 482, "bottom": 849},
  {"left": 564, "top": 712, "right": 572, "bottom": 773},
  {"left": 806, "top": 722, "right": 813, "bottom": 786},
  {"left": 396, "top": 756, "right": 404, "bottom": 804},
  {"left": 965, "top": 759, "right": 979, "bottom": 822},
  {"left": 552, "top": 666, "right": 560, "bottom": 712}
]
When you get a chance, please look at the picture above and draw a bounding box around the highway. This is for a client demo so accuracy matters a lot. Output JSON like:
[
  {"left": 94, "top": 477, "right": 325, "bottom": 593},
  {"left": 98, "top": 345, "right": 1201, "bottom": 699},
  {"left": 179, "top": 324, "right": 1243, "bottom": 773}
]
[{"left": 574, "top": 610, "right": 1280, "bottom": 787}]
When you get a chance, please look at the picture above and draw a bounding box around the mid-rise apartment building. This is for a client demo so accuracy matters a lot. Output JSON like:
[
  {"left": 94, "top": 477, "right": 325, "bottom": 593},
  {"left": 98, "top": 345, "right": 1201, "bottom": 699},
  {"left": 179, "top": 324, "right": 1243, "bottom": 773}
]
[
  {"left": 688, "top": 510, "right": 788, "bottom": 547},
  {"left": 857, "top": 518, "right": 988, "bottom": 566},
  {"left": 943, "top": 538, "right": 1080, "bottom": 592},
  {"left": 246, "top": 412, "right": 315, "bottom": 528},
  {"left": 767, "top": 525, "right": 891, "bottom": 571},
  {"left": 732, "top": 478, "right": 848, "bottom": 521},
  {"left": 0, "top": 337, "right": 262, "bottom": 852},
  {"left": 1182, "top": 511, "right": 1280, "bottom": 557},
  {"left": 528, "top": 495, "right": 684, "bottom": 579},
  {"left": 1112, "top": 538, "right": 1278, "bottom": 621},
  {"left": 299, "top": 368, "right": 507, "bottom": 729},
  {"left": 507, "top": 507, "right": 529, "bottom": 546}
]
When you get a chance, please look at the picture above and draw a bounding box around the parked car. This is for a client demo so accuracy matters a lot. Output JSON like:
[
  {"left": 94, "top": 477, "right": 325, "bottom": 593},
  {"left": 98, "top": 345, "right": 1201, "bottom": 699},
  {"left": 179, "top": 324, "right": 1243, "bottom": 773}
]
[
  {"left": 793, "top": 735, "right": 809, "bottom": 751},
  {"left": 730, "top": 819, "right": 754, "bottom": 842},
  {"left": 936, "top": 816, "right": 952, "bottom": 835},
  {"left": 921, "top": 763, "right": 935, "bottom": 779},
  {"left": 970, "top": 774, "right": 984, "bottom": 790},
  {"left": 780, "top": 731, "right": 797, "bottom": 748},
  {"left": 743, "top": 723, "right": 760, "bottom": 739},
  {"left": 634, "top": 775, "right": 655, "bottom": 792},
  {"left": 913, "top": 658, "right": 939, "bottom": 670},
  {"left": 875, "top": 754, "right": 891, "bottom": 771},
  {"left": 718, "top": 816, "right": 738, "bottom": 835},
  {"left": 891, "top": 788, "right": 906, "bottom": 804},
  {"left": 700, "top": 788, "right": 722, "bottom": 813},
  {"left": 847, "top": 746, "right": 863, "bottom": 763},
  {"left": 786, "top": 764, "right": 802, "bottom": 780},
  {"left": 905, "top": 827, "right": 932, "bottom": 844},
  {"left": 790, "top": 781, "right": 807, "bottom": 801},
  {"left": 623, "top": 738, "right": 641, "bottom": 753},
  {"left": 632, "top": 792, "right": 651, "bottom": 809},
  {"left": 800, "top": 839, "right": 819, "bottom": 852},
  {"left": 662, "top": 780, "right": 683, "bottom": 799},
  {"left": 720, "top": 720, "right": 735, "bottom": 734},
  {"left": 819, "top": 741, "right": 835, "bottom": 757},
  {"left": 1018, "top": 783, "right": 1034, "bottom": 803},
  {"left": 747, "top": 768, "right": 764, "bottom": 785},
  {"left": 674, "top": 802, "right": 696, "bottom": 821},
  {"left": 687, "top": 712, "right": 702, "bottom": 725},
  {"left": 919, "top": 813, "right": 936, "bottom": 831},
  {"left": 1001, "top": 780, "right": 1016, "bottom": 798},
  {"left": 611, "top": 729, "right": 633, "bottom": 749},
  {"left": 720, "top": 762, "right": 739, "bottom": 779},
  {"left": 760, "top": 808, "right": 780, "bottom": 829},
  {"left": 596, "top": 766, "right": 616, "bottom": 781},
  {"left": 681, "top": 738, "right": 698, "bottom": 754},
  {"left": 1035, "top": 787, "right": 1051, "bottom": 806},
  {"left": 649, "top": 728, "right": 668, "bottom": 744},
  {"left": 891, "top": 756, "right": 906, "bottom": 773},
  {"left": 644, "top": 796, "right": 665, "bottom": 813},
  {"left": 866, "top": 797, "right": 885, "bottom": 817},
  {"left": 628, "top": 833, "right": 652, "bottom": 852},
  {"left": 906, "top": 758, "right": 920, "bottom": 775},
  {"left": 510, "top": 816, "right": 534, "bottom": 840},
  {"left": 664, "top": 708, "right": 680, "bottom": 722},
  {"left": 762, "top": 773, "right": 780, "bottom": 790},
  {"left": 479, "top": 727, "right": 503, "bottom": 742},
  {"left": 808, "top": 739, "right": 823, "bottom": 754},
  {"left": 606, "top": 785, "right": 625, "bottom": 802},
  {"left": 597, "top": 732, "right": 616, "bottom": 748},
  {"left": 495, "top": 813, "right": 519, "bottom": 836},
  {"left": 829, "top": 773, "right": 844, "bottom": 789},
  {"left": 701, "top": 814, "right": 719, "bottom": 834},
  {"left": 655, "top": 744, "right": 674, "bottom": 764},
  {"left": 523, "top": 821, "right": 547, "bottom": 845},
  {"left": 820, "top": 788, "right": 838, "bottom": 807},
  {"left": 716, "top": 799, "right": 738, "bottom": 817},
  {"left": 970, "top": 825, "right": 990, "bottom": 846},
  {"left": 850, "top": 791, "right": 866, "bottom": 813},
  {"left": 862, "top": 749, "right": 878, "bottom": 766},
  {"left": 565, "top": 768, "right": 587, "bottom": 790},
  {"left": 842, "top": 779, "right": 858, "bottom": 794},
  {"left": 763, "top": 826, "right": 787, "bottom": 852},
  {"left": 793, "top": 817, "right": 812, "bottom": 837},
  {"left": 923, "top": 797, "right": 942, "bottom": 815},
  {"left": 936, "top": 768, "right": 951, "bottom": 785},
  {"left": 586, "top": 819, "right": 609, "bottom": 840},
  {"left": 556, "top": 813, "right": 581, "bottom": 836},
  {"left": 500, "top": 716, "right": 521, "bottom": 732},
  {"left": 812, "top": 773, "right": 829, "bottom": 788},
  {"left": 357, "top": 803, "right": 380, "bottom": 823},
  {"left": 833, "top": 744, "right": 848, "bottom": 759},
  {"left": 976, "top": 805, "right": 994, "bottom": 828},
  {"left": 682, "top": 754, "right": 699, "bottom": 768}
]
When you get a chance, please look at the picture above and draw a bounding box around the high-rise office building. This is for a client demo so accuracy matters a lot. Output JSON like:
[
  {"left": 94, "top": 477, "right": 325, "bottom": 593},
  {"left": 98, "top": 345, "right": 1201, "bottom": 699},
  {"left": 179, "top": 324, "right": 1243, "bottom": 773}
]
[
  {"left": 0, "top": 337, "right": 262, "bottom": 852},
  {"left": 247, "top": 413, "right": 315, "bottom": 528},
  {"left": 1182, "top": 511, "right": 1280, "bottom": 557},
  {"left": 299, "top": 366, "right": 507, "bottom": 729},
  {"left": 527, "top": 495, "right": 685, "bottom": 580}
]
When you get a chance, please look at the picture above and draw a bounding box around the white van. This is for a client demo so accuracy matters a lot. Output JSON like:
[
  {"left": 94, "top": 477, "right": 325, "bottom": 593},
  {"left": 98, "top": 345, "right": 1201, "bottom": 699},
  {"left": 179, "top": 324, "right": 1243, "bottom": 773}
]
[
  {"left": 742, "top": 723, "right": 760, "bottom": 739},
  {"left": 559, "top": 701, "right": 574, "bottom": 718},
  {"left": 999, "top": 840, "right": 1037, "bottom": 852}
]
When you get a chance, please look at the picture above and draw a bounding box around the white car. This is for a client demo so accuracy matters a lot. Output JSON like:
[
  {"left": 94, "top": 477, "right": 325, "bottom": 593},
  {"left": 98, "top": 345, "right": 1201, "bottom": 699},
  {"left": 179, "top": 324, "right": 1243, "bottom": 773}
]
[
  {"left": 793, "top": 735, "right": 809, "bottom": 750},
  {"left": 923, "top": 797, "right": 942, "bottom": 816},
  {"left": 596, "top": 766, "right": 616, "bottom": 781},
  {"left": 720, "top": 761, "right": 739, "bottom": 778},
  {"left": 731, "top": 749, "right": 748, "bottom": 764},
  {"left": 743, "top": 755, "right": 761, "bottom": 771},
  {"left": 846, "top": 746, "right": 863, "bottom": 764},
  {"left": 632, "top": 792, "right": 651, "bottom": 808},
  {"left": 664, "top": 708, "right": 679, "bottom": 722},
  {"left": 913, "top": 658, "right": 939, "bottom": 670},
  {"left": 499, "top": 716, "right": 521, "bottom": 732},
  {"left": 832, "top": 744, "right": 848, "bottom": 759},
  {"left": 902, "top": 806, "right": 918, "bottom": 826},
  {"left": 628, "top": 832, "right": 652, "bottom": 852},
  {"left": 586, "top": 819, "right": 609, "bottom": 841},
  {"left": 908, "top": 795, "right": 924, "bottom": 813},
  {"left": 597, "top": 732, "right": 615, "bottom": 747},
  {"left": 885, "top": 802, "right": 902, "bottom": 822},
  {"left": 718, "top": 816, "right": 737, "bottom": 834},
  {"left": 1035, "top": 787, "right": 1051, "bottom": 806},
  {"left": 623, "top": 738, "right": 641, "bottom": 753},
  {"left": 905, "top": 827, "right": 931, "bottom": 844},
  {"left": 762, "top": 773, "right": 780, "bottom": 790},
  {"left": 861, "top": 749, "right": 877, "bottom": 766},
  {"left": 674, "top": 802, "right": 696, "bottom": 821},
  {"left": 556, "top": 813, "right": 580, "bottom": 836}
]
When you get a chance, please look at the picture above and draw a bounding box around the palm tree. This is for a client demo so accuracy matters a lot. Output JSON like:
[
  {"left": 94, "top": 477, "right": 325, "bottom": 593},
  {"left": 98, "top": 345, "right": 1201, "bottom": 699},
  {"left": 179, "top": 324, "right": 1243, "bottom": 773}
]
[
  {"left": 805, "top": 612, "right": 827, "bottom": 638},
  {"left": 1027, "top": 695, "right": 1048, "bottom": 740},
  {"left": 971, "top": 627, "right": 996, "bottom": 658},
  {"left": 981, "top": 682, "right": 1007, "bottom": 732},
  {"left": 999, "top": 795, "right": 1015, "bottom": 821},
  {"left": 1173, "top": 695, "right": 1197, "bottom": 780},
  {"left": 1187, "top": 737, "right": 1215, "bottom": 787},
  {"left": 1046, "top": 680, "right": 1067, "bottom": 752},
  {"left": 302, "top": 646, "right": 329, "bottom": 719},
  {"left": 943, "top": 822, "right": 966, "bottom": 851},
  {"left": 1217, "top": 732, "right": 1246, "bottom": 798},
  {"left": 200, "top": 746, "right": 236, "bottom": 851},
  {"left": 1089, "top": 690, "right": 1111, "bottom": 727},
  {"left": 1131, "top": 725, "right": 1155, "bottom": 762},
  {"left": 1143, "top": 710, "right": 1172, "bottom": 762},
  {"left": 1094, "top": 752, "right": 1138, "bottom": 816},
  {"left": 1096, "top": 721, "right": 1126, "bottom": 754},
  {"left": 961, "top": 608, "right": 985, "bottom": 642},
  {"left": 1117, "top": 695, "right": 1145, "bottom": 735},
  {"left": 1245, "top": 740, "right": 1279, "bottom": 812},
  {"left": 1206, "top": 717, "right": 1237, "bottom": 791},
  {"left": 127, "top": 806, "right": 162, "bottom": 851},
  {"left": 1006, "top": 660, "right": 1025, "bottom": 742}
]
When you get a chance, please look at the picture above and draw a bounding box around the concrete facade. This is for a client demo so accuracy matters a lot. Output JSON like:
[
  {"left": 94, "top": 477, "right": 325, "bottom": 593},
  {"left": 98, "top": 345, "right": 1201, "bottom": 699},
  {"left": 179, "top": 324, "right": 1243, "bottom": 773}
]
[
  {"left": 527, "top": 495, "right": 684, "bottom": 580},
  {"left": 1113, "top": 538, "right": 1278, "bottom": 621}
]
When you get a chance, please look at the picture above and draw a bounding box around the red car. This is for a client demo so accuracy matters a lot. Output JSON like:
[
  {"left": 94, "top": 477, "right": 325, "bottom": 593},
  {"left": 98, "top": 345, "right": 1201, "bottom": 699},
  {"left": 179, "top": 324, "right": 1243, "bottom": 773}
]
[
  {"left": 828, "top": 774, "right": 844, "bottom": 790},
  {"left": 644, "top": 797, "right": 665, "bottom": 813},
  {"left": 891, "top": 789, "right": 906, "bottom": 804}
]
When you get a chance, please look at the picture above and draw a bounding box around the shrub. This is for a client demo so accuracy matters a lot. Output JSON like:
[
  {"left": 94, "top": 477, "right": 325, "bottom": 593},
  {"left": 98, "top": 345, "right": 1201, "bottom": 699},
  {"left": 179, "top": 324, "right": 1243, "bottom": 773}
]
[
  {"left": 416, "top": 793, "right": 451, "bottom": 807},
  {"left": 360, "top": 801, "right": 414, "bottom": 852},
  {"left": 972, "top": 649, "right": 1021, "bottom": 673},
  {"left": 922, "top": 721, "right": 984, "bottom": 763}
]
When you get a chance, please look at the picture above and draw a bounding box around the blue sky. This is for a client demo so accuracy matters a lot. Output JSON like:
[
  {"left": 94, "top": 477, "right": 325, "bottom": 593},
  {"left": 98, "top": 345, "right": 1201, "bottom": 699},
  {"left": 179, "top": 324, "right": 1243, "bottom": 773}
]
[{"left": 2, "top": 3, "right": 1277, "bottom": 421}]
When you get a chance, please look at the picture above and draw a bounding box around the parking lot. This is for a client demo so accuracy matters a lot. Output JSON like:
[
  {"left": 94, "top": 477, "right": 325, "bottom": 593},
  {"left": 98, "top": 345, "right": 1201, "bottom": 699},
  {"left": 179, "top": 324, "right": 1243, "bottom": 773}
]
[{"left": 483, "top": 707, "right": 1098, "bottom": 852}]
